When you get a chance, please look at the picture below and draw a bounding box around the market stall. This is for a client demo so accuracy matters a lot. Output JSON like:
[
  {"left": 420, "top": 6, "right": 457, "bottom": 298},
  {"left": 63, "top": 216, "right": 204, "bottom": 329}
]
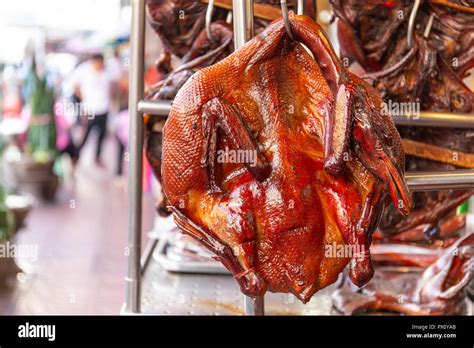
[{"left": 124, "top": 0, "right": 474, "bottom": 316}]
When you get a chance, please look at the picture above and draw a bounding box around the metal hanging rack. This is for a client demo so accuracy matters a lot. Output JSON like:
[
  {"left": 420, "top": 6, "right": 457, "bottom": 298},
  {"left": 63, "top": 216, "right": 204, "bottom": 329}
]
[
  {"left": 125, "top": 0, "right": 474, "bottom": 316},
  {"left": 138, "top": 100, "right": 474, "bottom": 129}
]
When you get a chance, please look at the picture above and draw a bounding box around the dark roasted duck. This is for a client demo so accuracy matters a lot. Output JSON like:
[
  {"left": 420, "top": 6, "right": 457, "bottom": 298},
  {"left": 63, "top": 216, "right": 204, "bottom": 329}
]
[
  {"left": 333, "top": 233, "right": 474, "bottom": 315},
  {"left": 370, "top": 213, "right": 466, "bottom": 267},
  {"left": 159, "top": 15, "right": 411, "bottom": 302},
  {"left": 146, "top": 0, "right": 317, "bottom": 59},
  {"left": 148, "top": 21, "right": 234, "bottom": 101},
  {"left": 332, "top": 0, "right": 474, "bottom": 238},
  {"left": 146, "top": 0, "right": 229, "bottom": 58},
  {"left": 145, "top": 0, "right": 318, "bottom": 99}
]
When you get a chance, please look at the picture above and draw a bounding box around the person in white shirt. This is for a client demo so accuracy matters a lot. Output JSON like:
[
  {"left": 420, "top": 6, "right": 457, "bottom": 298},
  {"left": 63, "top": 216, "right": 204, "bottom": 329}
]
[{"left": 71, "top": 53, "right": 115, "bottom": 167}]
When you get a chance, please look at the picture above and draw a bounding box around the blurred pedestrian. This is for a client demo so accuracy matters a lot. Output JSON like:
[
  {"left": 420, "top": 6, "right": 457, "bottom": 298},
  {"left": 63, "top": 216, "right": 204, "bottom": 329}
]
[
  {"left": 54, "top": 97, "right": 79, "bottom": 165},
  {"left": 71, "top": 53, "right": 116, "bottom": 167}
]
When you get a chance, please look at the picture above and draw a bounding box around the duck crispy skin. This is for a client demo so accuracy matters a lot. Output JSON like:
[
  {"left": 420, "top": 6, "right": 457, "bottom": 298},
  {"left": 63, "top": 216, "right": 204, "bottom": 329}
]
[
  {"left": 333, "top": 233, "right": 474, "bottom": 315},
  {"left": 160, "top": 15, "right": 411, "bottom": 302},
  {"left": 332, "top": 0, "right": 474, "bottom": 238}
]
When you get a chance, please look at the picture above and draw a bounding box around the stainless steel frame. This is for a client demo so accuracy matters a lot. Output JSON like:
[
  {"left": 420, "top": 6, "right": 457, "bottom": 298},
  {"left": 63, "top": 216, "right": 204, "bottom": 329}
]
[
  {"left": 137, "top": 100, "right": 171, "bottom": 116},
  {"left": 232, "top": 0, "right": 264, "bottom": 316},
  {"left": 233, "top": 0, "right": 254, "bottom": 49},
  {"left": 392, "top": 111, "right": 474, "bottom": 129},
  {"left": 137, "top": 100, "right": 474, "bottom": 129},
  {"left": 125, "top": 0, "right": 474, "bottom": 316},
  {"left": 406, "top": 170, "right": 474, "bottom": 191},
  {"left": 125, "top": 0, "right": 146, "bottom": 314}
]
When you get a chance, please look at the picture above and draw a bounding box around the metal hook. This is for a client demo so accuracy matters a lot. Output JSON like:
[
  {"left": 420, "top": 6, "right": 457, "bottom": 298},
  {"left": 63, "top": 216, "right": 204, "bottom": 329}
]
[
  {"left": 424, "top": 12, "right": 435, "bottom": 38},
  {"left": 281, "top": 0, "right": 294, "bottom": 39},
  {"left": 281, "top": 0, "right": 304, "bottom": 39},
  {"left": 407, "top": 0, "right": 421, "bottom": 48},
  {"left": 206, "top": 0, "right": 216, "bottom": 43},
  {"left": 226, "top": 11, "right": 233, "bottom": 25}
]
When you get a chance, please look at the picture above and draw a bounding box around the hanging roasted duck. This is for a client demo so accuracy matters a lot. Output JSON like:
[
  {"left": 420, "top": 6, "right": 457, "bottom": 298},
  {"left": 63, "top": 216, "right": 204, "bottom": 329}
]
[
  {"left": 331, "top": 0, "right": 474, "bottom": 239},
  {"left": 333, "top": 233, "right": 474, "bottom": 315},
  {"left": 159, "top": 15, "right": 412, "bottom": 302}
]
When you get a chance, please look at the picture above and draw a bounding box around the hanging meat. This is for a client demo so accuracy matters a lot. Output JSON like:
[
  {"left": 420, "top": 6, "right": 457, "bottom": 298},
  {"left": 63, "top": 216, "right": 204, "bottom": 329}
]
[
  {"left": 332, "top": 233, "right": 474, "bottom": 315},
  {"left": 145, "top": 0, "right": 319, "bottom": 98},
  {"left": 146, "top": 0, "right": 317, "bottom": 59},
  {"left": 146, "top": 0, "right": 229, "bottom": 58},
  {"left": 148, "top": 21, "right": 234, "bottom": 101},
  {"left": 369, "top": 213, "right": 466, "bottom": 267},
  {"left": 158, "top": 15, "right": 412, "bottom": 302},
  {"left": 331, "top": 0, "right": 474, "bottom": 238}
]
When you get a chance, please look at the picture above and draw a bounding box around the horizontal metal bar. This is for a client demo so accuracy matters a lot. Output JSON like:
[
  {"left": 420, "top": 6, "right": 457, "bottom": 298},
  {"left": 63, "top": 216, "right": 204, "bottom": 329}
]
[
  {"left": 138, "top": 100, "right": 172, "bottom": 116},
  {"left": 406, "top": 170, "right": 474, "bottom": 191},
  {"left": 202, "top": 0, "right": 281, "bottom": 21},
  {"left": 138, "top": 101, "right": 474, "bottom": 191},
  {"left": 392, "top": 111, "right": 474, "bottom": 129},
  {"left": 139, "top": 101, "right": 474, "bottom": 129}
]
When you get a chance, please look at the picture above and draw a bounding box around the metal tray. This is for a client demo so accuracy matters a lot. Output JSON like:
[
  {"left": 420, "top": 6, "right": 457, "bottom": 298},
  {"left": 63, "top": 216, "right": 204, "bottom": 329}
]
[
  {"left": 140, "top": 257, "right": 336, "bottom": 315},
  {"left": 135, "top": 259, "right": 473, "bottom": 315},
  {"left": 150, "top": 216, "right": 229, "bottom": 274},
  {"left": 153, "top": 235, "right": 229, "bottom": 275}
]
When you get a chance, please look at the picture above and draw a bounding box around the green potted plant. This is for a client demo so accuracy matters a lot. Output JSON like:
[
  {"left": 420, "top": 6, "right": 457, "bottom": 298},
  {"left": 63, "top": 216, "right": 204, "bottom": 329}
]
[
  {"left": 0, "top": 185, "right": 14, "bottom": 241},
  {"left": 8, "top": 69, "right": 59, "bottom": 201},
  {"left": 0, "top": 183, "right": 20, "bottom": 285}
]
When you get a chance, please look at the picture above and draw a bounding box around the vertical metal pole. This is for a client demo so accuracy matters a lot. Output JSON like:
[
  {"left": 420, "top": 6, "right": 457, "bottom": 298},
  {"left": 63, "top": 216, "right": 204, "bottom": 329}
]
[
  {"left": 245, "top": 295, "right": 264, "bottom": 316},
  {"left": 125, "top": 0, "right": 146, "bottom": 313},
  {"left": 232, "top": 0, "right": 263, "bottom": 316},
  {"left": 232, "top": 0, "right": 254, "bottom": 49},
  {"left": 297, "top": 0, "right": 304, "bottom": 15}
]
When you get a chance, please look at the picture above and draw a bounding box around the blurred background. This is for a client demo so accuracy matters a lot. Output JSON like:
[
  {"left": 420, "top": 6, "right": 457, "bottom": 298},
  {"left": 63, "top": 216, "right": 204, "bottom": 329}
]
[{"left": 0, "top": 0, "right": 165, "bottom": 314}]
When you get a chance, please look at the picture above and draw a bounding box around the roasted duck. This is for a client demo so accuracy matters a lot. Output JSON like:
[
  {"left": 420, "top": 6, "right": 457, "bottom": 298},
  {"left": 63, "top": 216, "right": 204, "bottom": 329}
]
[
  {"left": 370, "top": 212, "right": 466, "bottom": 267},
  {"left": 146, "top": 0, "right": 229, "bottom": 58},
  {"left": 374, "top": 214, "right": 466, "bottom": 244},
  {"left": 148, "top": 21, "right": 234, "bottom": 101},
  {"left": 159, "top": 15, "right": 411, "bottom": 302},
  {"left": 332, "top": 0, "right": 474, "bottom": 238},
  {"left": 333, "top": 233, "right": 474, "bottom": 315}
]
